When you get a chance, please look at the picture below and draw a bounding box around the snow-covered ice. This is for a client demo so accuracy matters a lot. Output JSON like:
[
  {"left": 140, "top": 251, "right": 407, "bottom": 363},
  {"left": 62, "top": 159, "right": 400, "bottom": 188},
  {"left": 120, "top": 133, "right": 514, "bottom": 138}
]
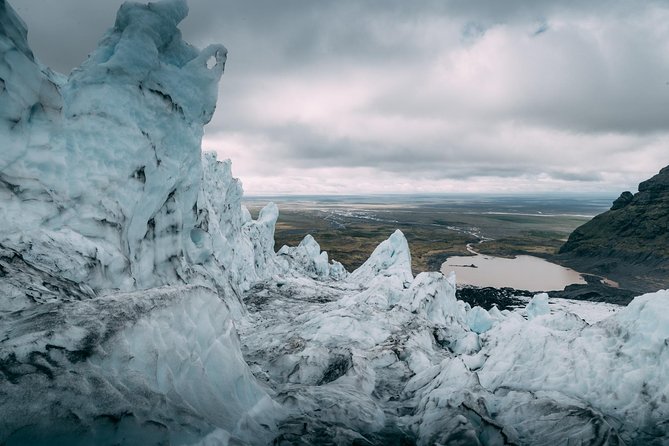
[
  {"left": 1, "top": 1, "right": 668, "bottom": 444},
  {"left": 277, "top": 234, "right": 348, "bottom": 280}
]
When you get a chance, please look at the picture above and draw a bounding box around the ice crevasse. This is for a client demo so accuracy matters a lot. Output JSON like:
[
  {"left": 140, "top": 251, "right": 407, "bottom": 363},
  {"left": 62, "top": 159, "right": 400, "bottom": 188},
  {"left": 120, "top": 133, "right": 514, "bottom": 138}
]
[{"left": 1, "top": 1, "right": 669, "bottom": 445}]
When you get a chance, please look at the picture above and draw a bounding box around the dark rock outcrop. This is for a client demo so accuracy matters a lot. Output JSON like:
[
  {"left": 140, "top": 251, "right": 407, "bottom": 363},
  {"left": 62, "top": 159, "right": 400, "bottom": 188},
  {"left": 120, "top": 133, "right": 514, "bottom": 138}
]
[
  {"left": 610, "top": 191, "right": 633, "bottom": 210},
  {"left": 548, "top": 275, "right": 637, "bottom": 305},
  {"left": 456, "top": 286, "right": 533, "bottom": 310},
  {"left": 558, "top": 165, "right": 669, "bottom": 292}
]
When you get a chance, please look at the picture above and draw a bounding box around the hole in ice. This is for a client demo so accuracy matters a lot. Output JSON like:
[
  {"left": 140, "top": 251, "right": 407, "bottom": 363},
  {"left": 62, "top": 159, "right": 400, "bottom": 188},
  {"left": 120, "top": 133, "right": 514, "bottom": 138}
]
[
  {"left": 190, "top": 228, "right": 205, "bottom": 246},
  {"left": 131, "top": 166, "right": 146, "bottom": 184},
  {"left": 206, "top": 55, "right": 217, "bottom": 69}
]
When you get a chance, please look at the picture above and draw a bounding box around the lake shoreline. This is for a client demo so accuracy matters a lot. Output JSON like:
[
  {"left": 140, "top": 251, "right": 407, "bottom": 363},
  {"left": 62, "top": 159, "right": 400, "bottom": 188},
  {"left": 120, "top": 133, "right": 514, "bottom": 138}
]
[{"left": 441, "top": 243, "right": 589, "bottom": 292}]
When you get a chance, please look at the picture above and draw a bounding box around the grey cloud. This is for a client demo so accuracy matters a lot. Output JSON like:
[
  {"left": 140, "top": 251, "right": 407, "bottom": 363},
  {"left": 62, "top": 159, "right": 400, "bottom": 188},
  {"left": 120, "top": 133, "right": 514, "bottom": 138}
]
[
  {"left": 439, "top": 0, "right": 664, "bottom": 23},
  {"left": 532, "top": 22, "right": 549, "bottom": 36},
  {"left": 461, "top": 22, "right": 487, "bottom": 44},
  {"left": 210, "top": 122, "right": 541, "bottom": 179},
  {"left": 9, "top": 0, "right": 669, "bottom": 193},
  {"left": 547, "top": 170, "right": 604, "bottom": 182}
]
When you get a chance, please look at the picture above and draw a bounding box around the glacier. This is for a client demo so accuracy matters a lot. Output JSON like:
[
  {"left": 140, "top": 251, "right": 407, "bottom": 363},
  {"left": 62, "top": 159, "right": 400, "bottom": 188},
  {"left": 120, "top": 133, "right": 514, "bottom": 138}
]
[{"left": 1, "top": 0, "right": 668, "bottom": 445}]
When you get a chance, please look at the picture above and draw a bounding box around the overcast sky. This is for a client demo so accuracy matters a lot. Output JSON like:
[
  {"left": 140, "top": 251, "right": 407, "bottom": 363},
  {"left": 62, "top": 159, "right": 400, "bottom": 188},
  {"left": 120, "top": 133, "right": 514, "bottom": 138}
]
[{"left": 11, "top": 0, "right": 669, "bottom": 195}]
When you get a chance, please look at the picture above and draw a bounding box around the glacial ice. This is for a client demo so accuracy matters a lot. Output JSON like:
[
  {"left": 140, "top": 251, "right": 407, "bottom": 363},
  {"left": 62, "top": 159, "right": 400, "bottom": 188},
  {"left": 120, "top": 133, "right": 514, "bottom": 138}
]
[
  {"left": 1, "top": 0, "right": 280, "bottom": 442},
  {"left": 348, "top": 229, "right": 414, "bottom": 287},
  {"left": 0, "top": 286, "right": 278, "bottom": 445},
  {"left": 404, "top": 271, "right": 466, "bottom": 326},
  {"left": 466, "top": 305, "right": 494, "bottom": 333},
  {"left": 1, "top": 0, "right": 669, "bottom": 445},
  {"left": 525, "top": 292, "right": 550, "bottom": 319},
  {"left": 0, "top": 0, "right": 276, "bottom": 302},
  {"left": 277, "top": 234, "right": 348, "bottom": 280}
]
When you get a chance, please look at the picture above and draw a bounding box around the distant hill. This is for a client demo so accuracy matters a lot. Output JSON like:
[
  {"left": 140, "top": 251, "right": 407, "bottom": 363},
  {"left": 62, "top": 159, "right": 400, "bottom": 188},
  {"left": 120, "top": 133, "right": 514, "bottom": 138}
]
[{"left": 558, "top": 166, "right": 669, "bottom": 292}]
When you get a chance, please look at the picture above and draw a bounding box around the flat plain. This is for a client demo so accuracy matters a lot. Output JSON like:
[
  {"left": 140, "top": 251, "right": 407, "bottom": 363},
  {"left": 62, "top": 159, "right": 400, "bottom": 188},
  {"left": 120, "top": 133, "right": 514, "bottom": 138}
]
[{"left": 245, "top": 195, "right": 613, "bottom": 275}]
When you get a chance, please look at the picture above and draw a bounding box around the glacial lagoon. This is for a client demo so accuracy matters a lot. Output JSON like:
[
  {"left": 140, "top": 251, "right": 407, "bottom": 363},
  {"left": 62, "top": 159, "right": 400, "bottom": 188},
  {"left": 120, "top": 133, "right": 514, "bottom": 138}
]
[{"left": 441, "top": 248, "right": 587, "bottom": 291}]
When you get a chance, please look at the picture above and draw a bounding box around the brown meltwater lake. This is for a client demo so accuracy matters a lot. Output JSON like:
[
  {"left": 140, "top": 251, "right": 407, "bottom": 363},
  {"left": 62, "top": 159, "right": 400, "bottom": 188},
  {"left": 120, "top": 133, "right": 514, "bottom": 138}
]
[{"left": 441, "top": 246, "right": 587, "bottom": 291}]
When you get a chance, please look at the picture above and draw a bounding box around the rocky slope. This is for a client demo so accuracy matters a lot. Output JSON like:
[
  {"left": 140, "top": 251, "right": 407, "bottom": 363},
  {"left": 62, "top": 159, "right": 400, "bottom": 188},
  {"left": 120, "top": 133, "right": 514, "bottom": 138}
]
[{"left": 559, "top": 166, "right": 669, "bottom": 292}]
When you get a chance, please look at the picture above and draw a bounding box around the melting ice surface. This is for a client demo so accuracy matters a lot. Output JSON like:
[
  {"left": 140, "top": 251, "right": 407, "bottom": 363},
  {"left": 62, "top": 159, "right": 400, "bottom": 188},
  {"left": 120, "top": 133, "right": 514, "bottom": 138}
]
[
  {"left": 1, "top": 1, "right": 669, "bottom": 445},
  {"left": 442, "top": 252, "right": 587, "bottom": 291}
]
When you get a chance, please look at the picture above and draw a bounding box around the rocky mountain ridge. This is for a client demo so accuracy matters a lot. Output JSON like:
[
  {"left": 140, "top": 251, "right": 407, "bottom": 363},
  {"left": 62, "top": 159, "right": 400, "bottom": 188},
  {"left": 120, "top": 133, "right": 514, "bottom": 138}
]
[{"left": 559, "top": 165, "right": 669, "bottom": 292}]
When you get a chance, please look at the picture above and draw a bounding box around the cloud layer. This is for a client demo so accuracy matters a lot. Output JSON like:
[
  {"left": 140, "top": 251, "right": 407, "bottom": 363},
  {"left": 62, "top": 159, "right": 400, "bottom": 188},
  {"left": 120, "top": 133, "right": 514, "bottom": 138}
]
[{"left": 13, "top": 0, "right": 669, "bottom": 194}]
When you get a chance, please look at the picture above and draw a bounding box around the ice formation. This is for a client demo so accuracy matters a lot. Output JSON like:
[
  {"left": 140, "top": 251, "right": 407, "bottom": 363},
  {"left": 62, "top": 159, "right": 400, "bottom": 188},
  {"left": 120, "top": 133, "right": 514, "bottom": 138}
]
[
  {"left": 277, "top": 234, "right": 347, "bottom": 280},
  {"left": 1, "top": 0, "right": 279, "bottom": 442},
  {"left": 0, "top": 0, "right": 277, "bottom": 305},
  {"left": 525, "top": 292, "right": 550, "bottom": 319},
  {"left": 1, "top": 1, "right": 668, "bottom": 445}
]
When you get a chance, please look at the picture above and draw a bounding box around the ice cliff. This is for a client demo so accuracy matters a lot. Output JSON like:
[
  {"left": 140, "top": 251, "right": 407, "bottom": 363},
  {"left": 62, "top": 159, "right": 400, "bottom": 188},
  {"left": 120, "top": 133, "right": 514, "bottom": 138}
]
[
  {"left": 0, "top": 0, "right": 278, "bottom": 310},
  {"left": 1, "top": 0, "right": 280, "bottom": 442},
  {"left": 1, "top": 1, "right": 669, "bottom": 445}
]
